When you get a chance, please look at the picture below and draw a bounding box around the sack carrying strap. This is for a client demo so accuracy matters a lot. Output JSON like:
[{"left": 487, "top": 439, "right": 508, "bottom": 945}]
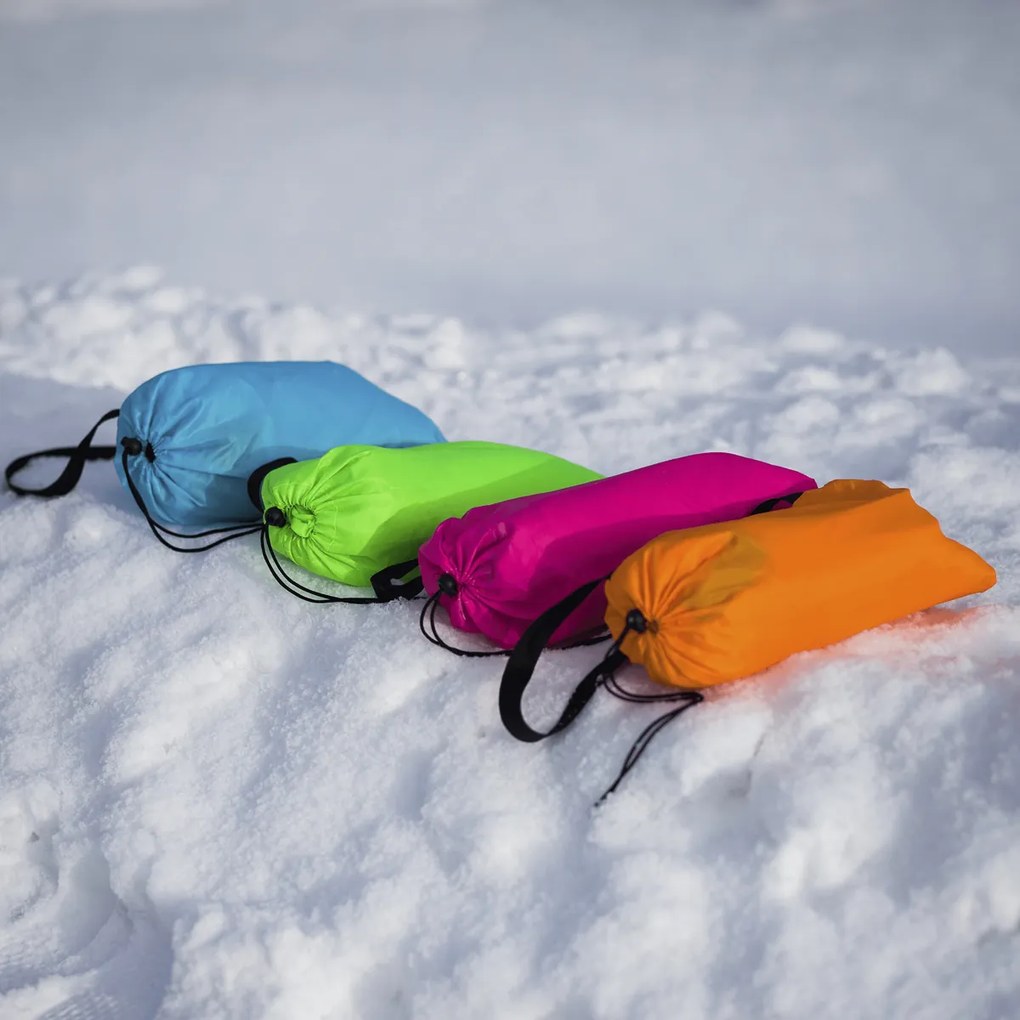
[
  {"left": 5, "top": 409, "right": 121, "bottom": 498},
  {"left": 500, "top": 579, "right": 704, "bottom": 802},
  {"left": 4, "top": 408, "right": 262, "bottom": 552},
  {"left": 497, "top": 491, "right": 806, "bottom": 802},
  {"left": 500, "top": 576, "right": 625, "bottom": 741},
  {"left": 7, "top": 419, "right": 421, "bottom": 605}
]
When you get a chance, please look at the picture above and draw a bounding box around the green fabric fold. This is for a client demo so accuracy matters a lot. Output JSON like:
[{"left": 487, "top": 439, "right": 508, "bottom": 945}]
[{"left": 260, "top": 442, "right": 602, "bottom": 587}]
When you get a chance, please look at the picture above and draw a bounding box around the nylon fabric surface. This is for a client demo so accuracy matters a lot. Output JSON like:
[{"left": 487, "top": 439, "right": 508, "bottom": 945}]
[
  {"left": 604, "top": 479, "right": 998, "bottom": 689},
  {"left": 261, "top": 442, "right": 603, "bottom": 588},
  {"left": 114, "top": 361, "right": 445, "bottom": 527},
  {"left": 419, "top": 452, "right": 816, "bottom": 650}
]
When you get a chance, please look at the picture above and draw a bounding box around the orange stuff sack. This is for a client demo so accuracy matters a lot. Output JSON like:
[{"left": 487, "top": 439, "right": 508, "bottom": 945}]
[
  {"left": 499, "top": 479, "right": 996, "bottom": 801},
  {"left": 604, "top": 478, "right": 997, "bottom": 688}
]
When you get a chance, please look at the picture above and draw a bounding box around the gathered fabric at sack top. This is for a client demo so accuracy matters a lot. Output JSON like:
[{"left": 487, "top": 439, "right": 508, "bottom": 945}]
[
  {"left": 604, "top": 478, "right": 997, "bottom": 689},
  {"left": 255, "top": 441, "right": 603, "bottom": 591},
  {"left": 6, "top": 361, "right": 446, "bottom": 532},
  {"left": 499, "top": 479, "right": 997, "bottom": 801},
  {"left": 418, "top": 451, "right": 815, "bottom": 652},
  {"left": 115, "top": 361, "right": 445, "bottom": 526}
]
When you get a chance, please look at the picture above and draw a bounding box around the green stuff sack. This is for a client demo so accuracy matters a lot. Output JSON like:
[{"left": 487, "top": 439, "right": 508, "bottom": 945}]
[{"left": 251, "top": 442, "right": 602, "bottom": 598}]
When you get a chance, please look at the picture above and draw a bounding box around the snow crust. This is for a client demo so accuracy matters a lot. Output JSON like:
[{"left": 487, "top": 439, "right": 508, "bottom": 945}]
[{"left": 1, "top": 270, "right": 1018, "bottom": 1019}]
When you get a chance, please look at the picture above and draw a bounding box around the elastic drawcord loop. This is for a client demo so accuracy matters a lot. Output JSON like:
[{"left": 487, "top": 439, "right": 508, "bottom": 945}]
[
  {"left": 420, "top": 573, "right": 612, "bottom": 659},
  {"left": 593, "top": 691, "right": 703, "bottom": 806},
  {"left": 119, "top": 446, "right": 261, "bottom": 553},
  {"left": 419, "top": 576, "right": 512, "bottom": 658}
]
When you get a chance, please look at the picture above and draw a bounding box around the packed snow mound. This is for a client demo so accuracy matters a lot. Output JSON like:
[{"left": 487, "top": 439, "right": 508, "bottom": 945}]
[{"left": 1, "top": 271, "right": 1018, "bottom": 1019}]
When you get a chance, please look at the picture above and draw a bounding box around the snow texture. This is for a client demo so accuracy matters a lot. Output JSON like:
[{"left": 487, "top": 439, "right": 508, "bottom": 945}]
[{"left": 1, "top": 269, "right": 1018, "bottom": 1019}]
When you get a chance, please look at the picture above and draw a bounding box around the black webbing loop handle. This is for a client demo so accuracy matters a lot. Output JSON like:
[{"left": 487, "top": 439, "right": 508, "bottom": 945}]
[
  {"left": 500, "top": 582, "right": 708, "bottom": 802},
  {"left": 258, "top": 528, "right": 422, "bottom": 605},
  {"left": 499, "top": 576, "right": 611, "bottom": 741},
  {"left": 247, "top": 457, "right": 297, "bottom": 512},
  {"left": 5, "top": 409, "right": 120, "bottom": 497},
  {"left": 372, "top": 558, "right": 425, "bottom": 601},
  {"left": 749, "top": 490, "right": 805, "bottom": 515}
]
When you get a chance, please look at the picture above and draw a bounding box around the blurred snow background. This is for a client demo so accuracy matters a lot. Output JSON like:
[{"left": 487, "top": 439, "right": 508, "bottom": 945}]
[{"left": 1, "top": 0, "right": 1018, "bottom": 351}]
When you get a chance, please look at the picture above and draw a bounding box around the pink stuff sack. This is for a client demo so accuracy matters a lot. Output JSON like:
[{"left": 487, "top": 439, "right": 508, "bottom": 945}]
[{"left": 417, "top": 452, "right": 817, "bottom": 651}]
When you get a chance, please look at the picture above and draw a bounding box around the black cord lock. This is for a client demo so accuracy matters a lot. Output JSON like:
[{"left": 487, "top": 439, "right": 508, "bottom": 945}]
[
  {"left": 437, "top": 573, "right": 459, "bottom": 596},
  {"left": 121, "top": 437, "right": 143, "bottom": 456},
  {"left": 625, "top": 608, "right": 649, "bottom": 633},
  {"left": 264, "top": 506, "right": 288, "bottom": 528}
]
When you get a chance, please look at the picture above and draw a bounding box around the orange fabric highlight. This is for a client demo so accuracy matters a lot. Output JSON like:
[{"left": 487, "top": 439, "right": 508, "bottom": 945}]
[{"left": 603, "top": 480, "right": 996, "bottom": 689}]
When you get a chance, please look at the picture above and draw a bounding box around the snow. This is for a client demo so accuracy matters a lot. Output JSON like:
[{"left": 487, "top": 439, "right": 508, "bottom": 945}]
[
  {"left": 1, "top": 269, "right": 1018, "bottom": 1019},
  {"left": 2, "top": 0, "right": 1019, "bottom": 1014}
]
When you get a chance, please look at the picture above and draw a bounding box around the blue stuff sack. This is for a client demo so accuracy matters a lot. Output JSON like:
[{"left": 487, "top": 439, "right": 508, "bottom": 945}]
[{"left": 6, "top": 361, "right": 445, "bottom": 544}]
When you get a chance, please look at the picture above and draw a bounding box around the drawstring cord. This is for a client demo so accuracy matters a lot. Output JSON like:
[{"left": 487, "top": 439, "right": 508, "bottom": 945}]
[
  {"left": 498, "top": 591, "right": 703, "bottom": 804},
  {"left": 421, "top": 573, "right": 610, "bottom": 658},
  {"left": 419, "top": 582, "right": 510, "bottom": 658},
  {"left": 257, "top": 518, "right": 388, "bottom": 605},
  {"left": 587, "top": 610, "right": 704, "bottom": 805},
  {"left": 595, "top": 697, "right": 703, "bottom": 804},
  {"left": 120, "top": 444, "right": 262, "bottom": 553}
]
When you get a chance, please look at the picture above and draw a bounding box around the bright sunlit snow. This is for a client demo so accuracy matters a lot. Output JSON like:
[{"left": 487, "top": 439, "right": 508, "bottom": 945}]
[
  {"left": 1, "top": 270, "right": 1018, "bottom": 1019},
  {"left": 1, "top": 0, "right": 1019, "bottom": 1018}
]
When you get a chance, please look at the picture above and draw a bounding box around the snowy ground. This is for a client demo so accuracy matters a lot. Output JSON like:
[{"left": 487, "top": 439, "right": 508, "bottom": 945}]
[
  {"left": 1, "top": 269, "right": 1018, "bottom": 1019},
  {"left": 2, "top": 0, "right": 1020, "bottom": 1015}
]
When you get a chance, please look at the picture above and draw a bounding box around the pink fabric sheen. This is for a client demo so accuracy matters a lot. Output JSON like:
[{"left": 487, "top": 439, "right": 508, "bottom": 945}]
[{"left": 418, "top": 452, "right": 817, "bottom": 650}]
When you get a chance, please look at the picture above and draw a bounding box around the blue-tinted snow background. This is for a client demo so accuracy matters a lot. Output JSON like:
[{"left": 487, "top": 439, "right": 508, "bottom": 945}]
[
  {"left": 2, "top": 0, "right": 1019, "bottom": 351},
  {"left": 1, "top": 1, "right": 1018, "bottom": 1018}
]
